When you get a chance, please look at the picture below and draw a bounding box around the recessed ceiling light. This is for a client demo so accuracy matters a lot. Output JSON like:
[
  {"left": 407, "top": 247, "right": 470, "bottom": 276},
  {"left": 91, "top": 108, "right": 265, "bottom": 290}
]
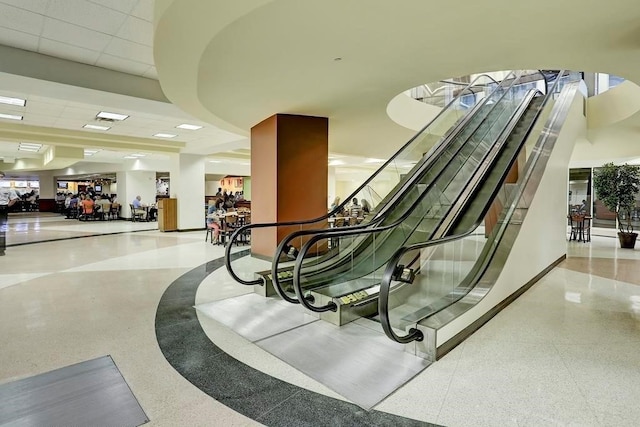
[
  {"left": 96, "top": 111, "right": 129, "bottom": 121},
  {"left": 153, "top": 133, "right": 177, "bottom": 138},
  {"left": 129, "top": 153, "right": 146, "bottom": 157},
  {"left": 83, "top": 124, "right": 111, "bottom": 131},
  {"left": 329, "top": 160, "right": 345, "bottom": 166},
  {"left": 123, "top": 156, "right": 139, "bottom": 159},
  {"left": 364, "top": 158, "right": 385, "bottom": 163},
  {"left": 19, "top": 143, "right": 42, "bottom": 152},
  {"left": 0, "top": 95, "right": 26, "bottom": 107},
  {"left": 0, "top": 113, "right": 23, "bottom": 120},
  {"left": 176, "top": 123, "right": 203, "bottom": 130},
  {"left": 208, "top": 160, "right": 221, "bottom": 163},
  {"left": 84, "top": 149, "right": 101, "bottom": 156}
]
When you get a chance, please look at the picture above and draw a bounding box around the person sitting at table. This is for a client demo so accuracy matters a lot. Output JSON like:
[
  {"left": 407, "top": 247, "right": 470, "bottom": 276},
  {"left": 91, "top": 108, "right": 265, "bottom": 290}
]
[
  {"left": 349, "top": 197, "right": 362, "bottom": 218},
  {"left": 330, "top": 196, "right": 341, "bottom": 211},
  {"left": 207, "top": 199, "right": 226, "bottom": 243},
  {"left": 225, "top": 194, "right": 236, "bottom": 209},
  {"left": 132, "top": 195, "right": 148, "bottom": 220},
  {"left": 361, "top": 199, "right": 371, "bottom": 214},
  {"left": 79, "top": 195, "right": 95, "bottom": 220}
]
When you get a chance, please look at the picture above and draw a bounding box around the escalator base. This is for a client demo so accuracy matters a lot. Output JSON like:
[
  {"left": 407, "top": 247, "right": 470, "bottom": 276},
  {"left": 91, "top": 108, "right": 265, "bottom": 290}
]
[{"left": 196, "top": 294, "right": 430, "bottom": 410}]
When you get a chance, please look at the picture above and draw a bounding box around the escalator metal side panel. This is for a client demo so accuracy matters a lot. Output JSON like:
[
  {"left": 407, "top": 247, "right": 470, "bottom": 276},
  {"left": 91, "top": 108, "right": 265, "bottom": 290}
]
[{"left": 413, "top": 82, "right": 582, "bottom": 359}]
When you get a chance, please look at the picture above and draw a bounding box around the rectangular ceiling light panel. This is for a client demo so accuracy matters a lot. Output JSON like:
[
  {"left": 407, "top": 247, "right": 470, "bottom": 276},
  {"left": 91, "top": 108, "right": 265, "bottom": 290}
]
[
  {"left": 83, "top": 124, "right": 111, "bottom": 131},
  {"left": 96, "top": 111, "right": 129, "bottom": 121},
  {"left": 153, "top": 133, "right": 177, "bottom": 138},
  {"left": 176, "top": 123, "right": 203, "bottom": 130},
  {"left": 0, "top": 113, "right": 23, "bottom": 120},
  {"left": 0, "top": 96, "right": 26, "bottom": 107}
]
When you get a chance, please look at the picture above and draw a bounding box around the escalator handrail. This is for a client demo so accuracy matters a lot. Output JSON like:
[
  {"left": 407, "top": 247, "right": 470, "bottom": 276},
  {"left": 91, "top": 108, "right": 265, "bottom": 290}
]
[
  {"left": 224, "top": 73, "right": 502, "bottom": 286},
  {"left": 268, "top": 75, "right": 518, "bottom": 302},
  {"left": 291, "top": 76, "right": 537, "bottom": 313},
  {"left": 378, "top": 71, "right": 568, "bottom": 345},
  {"left": 272, "top": 71, "right": 528, "bottom": 303}
]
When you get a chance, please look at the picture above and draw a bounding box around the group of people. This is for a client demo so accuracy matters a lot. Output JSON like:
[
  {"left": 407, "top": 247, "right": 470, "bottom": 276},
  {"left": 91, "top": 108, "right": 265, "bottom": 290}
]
[
  {"left": 63, "top": 191, "right": 118, "bottom": 220},
  {"left": 330, "top": 196, "right": 372, "bottom": 218},
  {"left": 206, "top": 188, "right": 248, "bottom": 243}
]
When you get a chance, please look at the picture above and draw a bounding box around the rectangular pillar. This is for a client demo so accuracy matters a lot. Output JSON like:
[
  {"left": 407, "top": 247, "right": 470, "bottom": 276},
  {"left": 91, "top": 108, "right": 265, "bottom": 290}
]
[{"left": 251, "top": 114, "right": 328, "bottom": 259}]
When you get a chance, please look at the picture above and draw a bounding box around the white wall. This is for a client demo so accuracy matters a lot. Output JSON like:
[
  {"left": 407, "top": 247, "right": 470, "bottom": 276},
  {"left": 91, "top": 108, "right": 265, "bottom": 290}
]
[
  {"left": 171, "top": 153, "right": 205, "bottom": 230},
  {"left": 116, "top": 170, "right": 156, "bottom": 219}
]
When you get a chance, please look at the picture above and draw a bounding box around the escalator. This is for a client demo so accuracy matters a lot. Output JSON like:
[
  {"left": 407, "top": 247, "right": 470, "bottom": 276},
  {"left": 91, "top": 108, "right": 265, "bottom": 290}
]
[
  {"left": 273, "top": 76, "right": 550, "bottom": 320},
  {"left": 225, "top": 73, "right": 506, "bottom": 289},
  {"left": 264, "top": 72, "right": 538, "bottom": 304},
  {"left": 378, "top": 73, "right": 581, "bottom": 353},
  {"left": 224, "top": 70, "right": 574, "bottom": 334}
]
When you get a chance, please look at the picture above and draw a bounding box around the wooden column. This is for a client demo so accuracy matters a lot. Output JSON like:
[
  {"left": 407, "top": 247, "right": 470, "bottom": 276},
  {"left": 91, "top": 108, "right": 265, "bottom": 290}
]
[{"left": 251, "top": 114, "right": 328, "bottom": 259}]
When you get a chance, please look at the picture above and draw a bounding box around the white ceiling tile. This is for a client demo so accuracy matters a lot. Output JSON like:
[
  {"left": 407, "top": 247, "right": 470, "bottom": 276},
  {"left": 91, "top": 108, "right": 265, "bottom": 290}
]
[
  {"left": 0, "top": 0, "right": 50, "bottom": 14},
  {"left": 41, "top": 18, "right": 111, "bottom": 51},
  {"left": 47, "top": 0, "right": 128, "bottom": 34},
  {"left": 143, "top": 65, "right": 157, "bottom": 80},
  {"left": 0, "top": 27, "right": 39, "bottom": 51},
  {"left": 116, "top": 15, "right": 152, "bottom": 46},
  {"left": 103, "top": 38, "right": 154, "bottom": 65},
  {"left": 131, "top": 0, "right": 153, "bottom": 22},
  {"left": 0, "top": 105, "right": 26, "bottom": 114},
  {"left": 22, "top": 113, "right": 57, "bottom": 127},
  {"left": 87, "top": 0, "right": 136, "bottom": 14},
  {"left": 39, "top": 38, "right": 100, "bottom": 66},
  {"left": 95, "top": 53, "right": 150, "bottom": 76},
  {"left": 0, "top": 3, "right": 45, "bottom": 36},
  {"left": 61, "top": 105, "right": 96, "bottom": 118}
]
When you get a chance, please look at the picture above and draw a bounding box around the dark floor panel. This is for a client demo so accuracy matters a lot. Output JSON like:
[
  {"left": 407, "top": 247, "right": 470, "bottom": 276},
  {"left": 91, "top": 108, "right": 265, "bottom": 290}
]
[{"left": 0, "top": 355, "right": 148, "bottom": 427}]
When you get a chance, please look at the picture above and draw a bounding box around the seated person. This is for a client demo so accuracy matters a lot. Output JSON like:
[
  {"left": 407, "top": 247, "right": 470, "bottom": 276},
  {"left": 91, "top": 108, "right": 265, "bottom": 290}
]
[
  {"left": 80, "top": 196, "right": 95, "bottom": 218},
  {"left": 349, "top": 197, "right": 362, "bottom": 217},
  {"left": 361, "top": 199, "right": 371, "bottom": 214},
  {"left": 132, "top": 195, "right": 147, "bottom": 220},
  {"left": 207, "top": 198, "right": 226, "bottom": 243}
]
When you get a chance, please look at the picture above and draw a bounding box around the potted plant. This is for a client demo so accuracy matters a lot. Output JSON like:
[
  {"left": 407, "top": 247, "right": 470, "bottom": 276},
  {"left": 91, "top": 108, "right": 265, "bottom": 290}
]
[{"left": 593, "top": 162, "right": 640, "bottom": 248}]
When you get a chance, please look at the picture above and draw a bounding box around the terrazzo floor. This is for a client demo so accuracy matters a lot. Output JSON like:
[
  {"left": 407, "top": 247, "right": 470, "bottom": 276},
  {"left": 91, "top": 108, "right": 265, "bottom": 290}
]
[{"left": 1, "top": 214, "right": 639, "bottom": 426}]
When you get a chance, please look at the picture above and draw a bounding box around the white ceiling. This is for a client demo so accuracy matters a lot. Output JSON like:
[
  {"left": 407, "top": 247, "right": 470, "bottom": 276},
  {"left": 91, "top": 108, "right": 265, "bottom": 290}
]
[
  {"left": 0, "top": 0, "right": 257, "bottom": 167},
  {"left": 0, "top": 0, "right": 156, "bottom": 78}
]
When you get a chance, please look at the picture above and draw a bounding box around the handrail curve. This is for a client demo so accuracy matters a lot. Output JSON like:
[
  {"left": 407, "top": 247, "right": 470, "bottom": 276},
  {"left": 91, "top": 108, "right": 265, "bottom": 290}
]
[
  {"left": 291, "top": 74, "right": 539, "bottom": 313},
  {"left": 224, "top": 73, "right": 502, "bottom": 286},
  {"left": 378, "top": 71, "right": 569, "bottom": 344}
]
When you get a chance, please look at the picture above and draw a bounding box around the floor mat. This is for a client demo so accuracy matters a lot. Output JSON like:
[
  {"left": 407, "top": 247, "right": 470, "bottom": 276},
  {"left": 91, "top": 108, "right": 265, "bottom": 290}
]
[{"left": 0, "top": 355, "right": 148, "bottom": 426}]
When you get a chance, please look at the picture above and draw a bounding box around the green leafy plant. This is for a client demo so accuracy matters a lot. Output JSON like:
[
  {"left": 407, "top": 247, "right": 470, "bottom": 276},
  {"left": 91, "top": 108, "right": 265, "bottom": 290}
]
[{"left": 593, "top": 163, "right": 640, "bottom": 233}]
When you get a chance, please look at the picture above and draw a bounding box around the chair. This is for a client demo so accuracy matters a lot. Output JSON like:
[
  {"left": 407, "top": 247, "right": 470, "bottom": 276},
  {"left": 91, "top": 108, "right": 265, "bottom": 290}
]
[
  {"left": 78, "top": 206, "right": 96, "bottom": 221},
  {"left": 222, "top": 214, "right": 241, "bottom": 245},
  {"left": 110, "top": 203, "right": 120, "bottom": 220},
  {"left": 130, "top": 204, "right": 145, "bottom": 222},
  {"left": 569, "top": 214, "right": 587, "bottom": 242}
]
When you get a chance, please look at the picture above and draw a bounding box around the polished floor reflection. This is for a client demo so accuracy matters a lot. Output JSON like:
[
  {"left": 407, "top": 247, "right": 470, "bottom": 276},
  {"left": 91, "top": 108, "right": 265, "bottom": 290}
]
[{"left": 1, "top": 215, "right": 639, "bottom": 426}]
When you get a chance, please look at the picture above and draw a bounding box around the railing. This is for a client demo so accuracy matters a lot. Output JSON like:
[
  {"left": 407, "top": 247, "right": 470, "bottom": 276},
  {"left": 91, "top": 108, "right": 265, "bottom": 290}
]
[
  {"left": 288, "top": 73, "right": 541, "bottom": 313},
  {"left": 224, "top": 73, "right": 503, "bottom": 287},
  {"left": 268, "top": 71, "right": 530, "bottom": 303},
  {"left": 378, "top": 71, "right": 578, "bottom": 344}
]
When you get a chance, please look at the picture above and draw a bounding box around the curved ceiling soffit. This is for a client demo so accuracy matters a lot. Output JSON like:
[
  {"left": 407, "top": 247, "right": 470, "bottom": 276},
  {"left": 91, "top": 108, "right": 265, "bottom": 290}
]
[
  {"left": 587, "top": 80, "right": 640, "bottom": 129},
  {"left": 153, "top": 0, "right": 276, "bottom": 137},
  {"left": 155, "top": 0, "right": 640, "bottom": 157}
]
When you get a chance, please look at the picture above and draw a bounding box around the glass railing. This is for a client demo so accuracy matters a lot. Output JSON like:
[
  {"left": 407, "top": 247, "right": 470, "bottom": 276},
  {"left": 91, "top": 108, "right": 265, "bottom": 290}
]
[
  {"left": 270, "top": 71, "right": 527, "bottom": 303},
  {"left": 289, "top": 72, "right": 542, "bottom": 313},
  {"left": 378, "top": 72, "right": 581, "bottom": 344},
  {"left": 225, "top": 73, "right": 502, "bottom": 289}
]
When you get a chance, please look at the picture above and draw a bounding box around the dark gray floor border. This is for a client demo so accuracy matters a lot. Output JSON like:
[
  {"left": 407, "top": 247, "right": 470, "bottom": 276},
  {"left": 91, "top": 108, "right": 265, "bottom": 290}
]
[
  {"left": 155, "top": 250, "right": 440, "bottom": 427},
  {"left": 6, "top": 227, "right": 158, "bottom": 248}
]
